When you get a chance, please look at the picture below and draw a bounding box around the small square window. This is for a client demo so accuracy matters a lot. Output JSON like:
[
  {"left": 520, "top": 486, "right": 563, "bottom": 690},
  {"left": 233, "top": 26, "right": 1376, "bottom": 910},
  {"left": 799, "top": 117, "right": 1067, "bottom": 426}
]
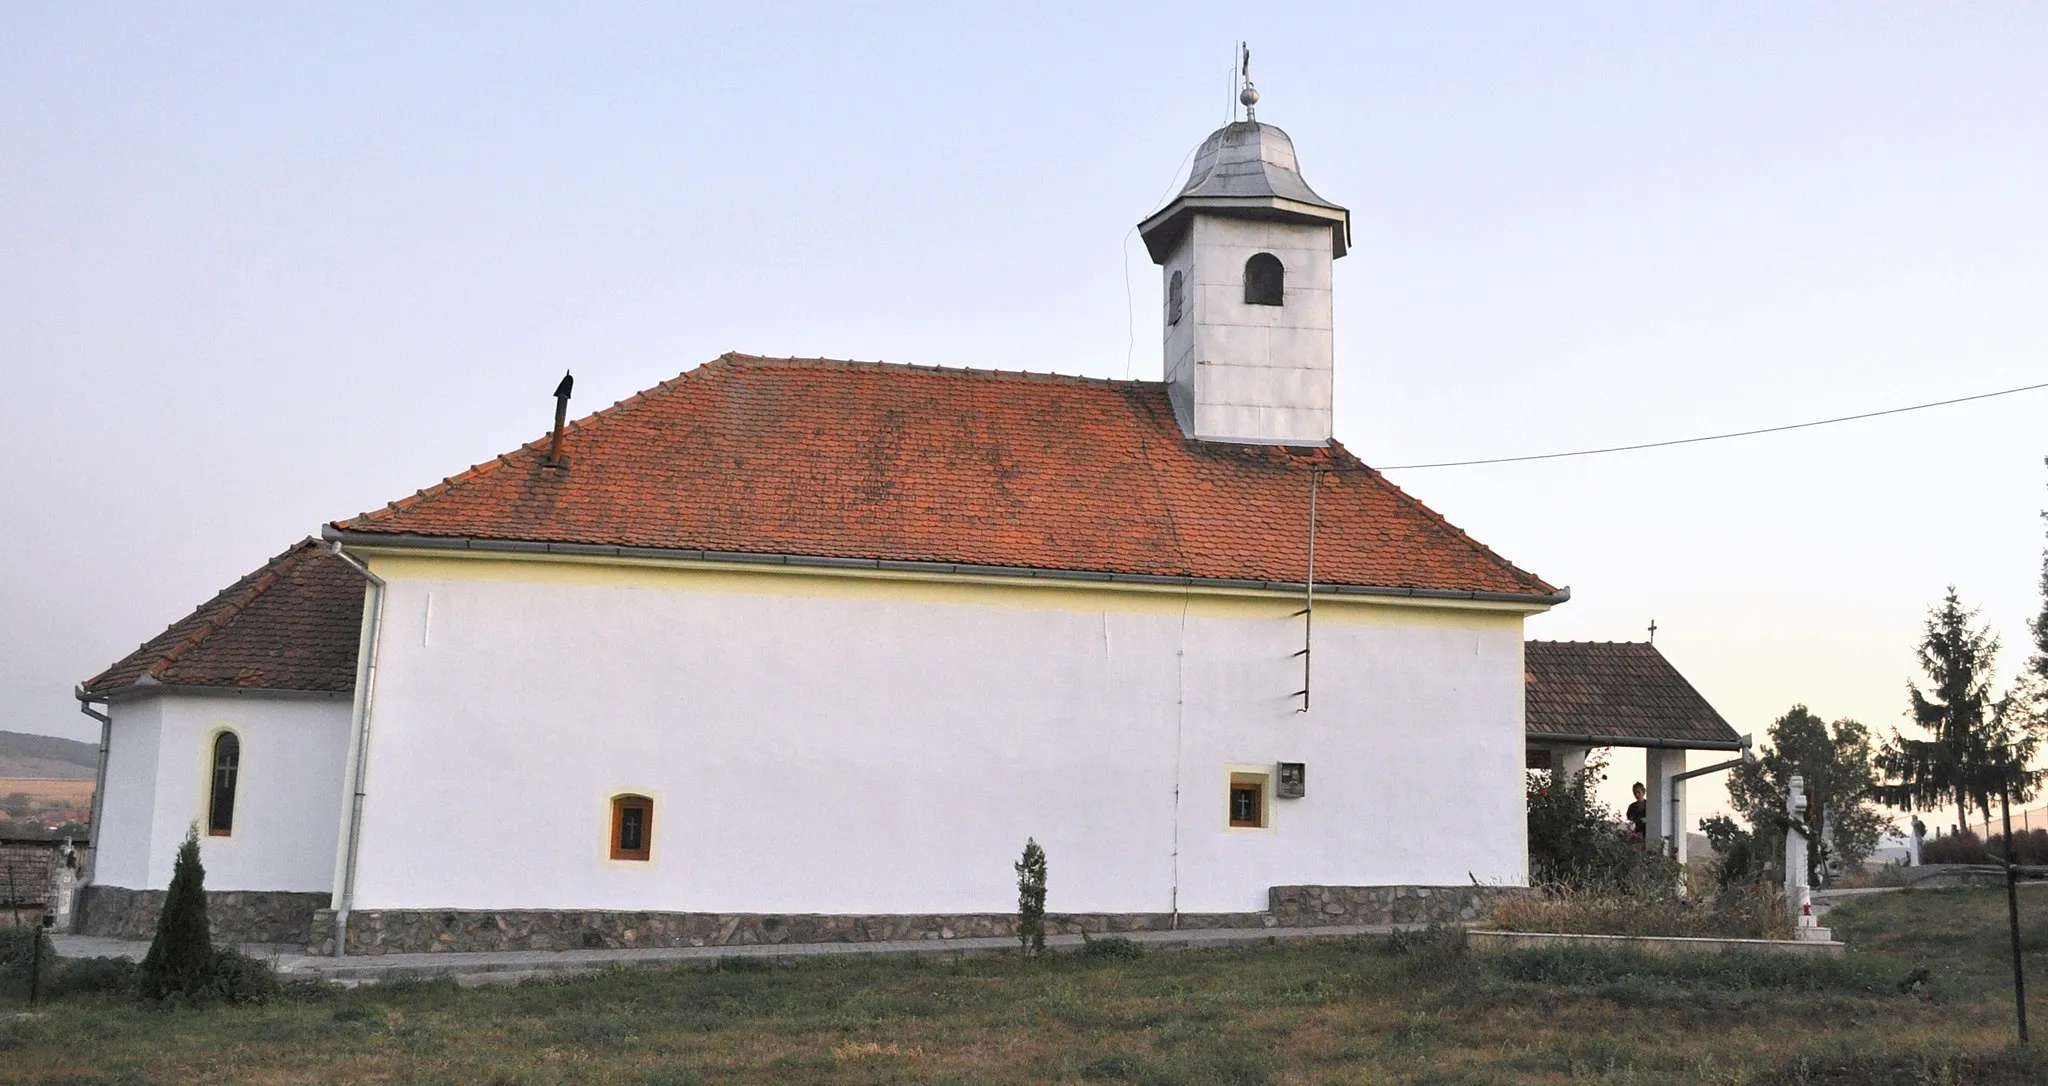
[{"left": 610, "top": 795, "right": 653, "bottom": 861}]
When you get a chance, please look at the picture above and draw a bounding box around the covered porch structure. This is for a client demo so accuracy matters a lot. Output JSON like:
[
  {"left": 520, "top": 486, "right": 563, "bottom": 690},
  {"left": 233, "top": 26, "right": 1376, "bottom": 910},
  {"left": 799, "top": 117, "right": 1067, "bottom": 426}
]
[{"left": 1524, "top": 640, "right": 1746, "bottom": 863}]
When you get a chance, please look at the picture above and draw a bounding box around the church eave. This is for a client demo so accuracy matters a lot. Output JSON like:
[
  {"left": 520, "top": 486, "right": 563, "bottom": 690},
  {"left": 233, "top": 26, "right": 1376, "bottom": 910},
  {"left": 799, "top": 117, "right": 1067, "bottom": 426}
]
[
  {"left": 322, "top": 527, "right": 1571, "bottom": 610},
  {"left": 1137, "top": 196, "right": 1352, "bottom": 263}
]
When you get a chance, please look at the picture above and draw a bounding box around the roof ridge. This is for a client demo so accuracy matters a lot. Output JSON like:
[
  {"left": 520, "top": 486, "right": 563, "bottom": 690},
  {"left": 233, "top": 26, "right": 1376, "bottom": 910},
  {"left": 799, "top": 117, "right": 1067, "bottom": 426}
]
[
  {"left": 338, "top": 353, "right": 1161, "bottom": 531},
  {"left": 716, "top": 352, "right": 1157, "bottom": 388},
  {"left": 142, "top": 539, "right": 320, "bottom": 681}
]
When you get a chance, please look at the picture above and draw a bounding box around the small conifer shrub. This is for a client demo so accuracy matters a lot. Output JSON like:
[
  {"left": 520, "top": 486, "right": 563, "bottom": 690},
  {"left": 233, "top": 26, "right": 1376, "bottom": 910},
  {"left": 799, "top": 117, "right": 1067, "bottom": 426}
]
[
  {"left": 1015, "top": 838, "right": 1047, "bottom": 956},
  {"left": 139, "top": 824, "right": 214, "bottom": 1000}
]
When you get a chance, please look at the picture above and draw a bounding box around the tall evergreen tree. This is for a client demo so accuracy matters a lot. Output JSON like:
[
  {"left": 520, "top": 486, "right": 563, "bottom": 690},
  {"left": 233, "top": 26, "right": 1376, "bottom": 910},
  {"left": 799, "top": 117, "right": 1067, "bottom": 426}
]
[
  {"left": 1014, "top": 838, "right": 1047, "bottom": 956},
  {"left": 1876, "top": 589, "right": 2040, "bottom": 827},
  {"left": 139, "top": 824, "right": 213, "bottom": 1000}
]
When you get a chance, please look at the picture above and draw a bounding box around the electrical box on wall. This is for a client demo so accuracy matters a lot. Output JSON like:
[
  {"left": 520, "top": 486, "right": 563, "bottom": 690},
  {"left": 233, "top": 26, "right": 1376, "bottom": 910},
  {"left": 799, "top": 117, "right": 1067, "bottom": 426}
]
[{"left": 1277, "top": 762, "right": 1305, "bottom": 799}]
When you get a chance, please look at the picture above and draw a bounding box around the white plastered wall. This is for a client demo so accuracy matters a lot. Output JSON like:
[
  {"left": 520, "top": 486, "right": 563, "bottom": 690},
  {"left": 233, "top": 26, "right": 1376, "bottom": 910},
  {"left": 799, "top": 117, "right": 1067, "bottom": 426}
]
[
  {"left": 345, "top": 554, "right": 1532, "bottom": 915},
  {"left": 1166, "top": 215, "right": 1335, "bottom": 446},
  {"left": 92, "top": 698, "right": 163, "bottom": 889},
  {"left": 90, "top": 693, "right": 351, "bottom": 892}
]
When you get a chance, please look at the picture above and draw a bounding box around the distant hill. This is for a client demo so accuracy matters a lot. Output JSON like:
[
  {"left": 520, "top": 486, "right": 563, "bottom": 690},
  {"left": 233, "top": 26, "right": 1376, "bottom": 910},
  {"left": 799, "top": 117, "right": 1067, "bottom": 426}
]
[{"left": 0, "top": 730, "right": 98, "bottom": 780}]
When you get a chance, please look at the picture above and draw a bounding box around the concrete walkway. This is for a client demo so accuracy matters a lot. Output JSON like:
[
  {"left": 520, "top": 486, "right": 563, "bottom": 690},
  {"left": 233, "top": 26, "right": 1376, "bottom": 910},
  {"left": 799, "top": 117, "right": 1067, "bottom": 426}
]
[{"left": 53, "top": 923, "right": 1404, "bottom": 987}]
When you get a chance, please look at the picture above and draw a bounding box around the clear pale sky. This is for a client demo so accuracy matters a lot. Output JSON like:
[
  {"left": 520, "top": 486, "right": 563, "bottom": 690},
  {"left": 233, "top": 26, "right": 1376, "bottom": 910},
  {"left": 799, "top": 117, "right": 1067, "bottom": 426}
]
[{"left": 4, "top": 5, "right": 2045, "bottom": 829}]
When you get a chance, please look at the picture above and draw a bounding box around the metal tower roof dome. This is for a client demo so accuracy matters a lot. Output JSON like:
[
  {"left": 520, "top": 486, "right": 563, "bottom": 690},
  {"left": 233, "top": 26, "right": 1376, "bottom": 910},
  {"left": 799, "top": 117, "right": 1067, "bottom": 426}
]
[{"left": 1137, "top": 120, "right": 1351, "bottom": 264}]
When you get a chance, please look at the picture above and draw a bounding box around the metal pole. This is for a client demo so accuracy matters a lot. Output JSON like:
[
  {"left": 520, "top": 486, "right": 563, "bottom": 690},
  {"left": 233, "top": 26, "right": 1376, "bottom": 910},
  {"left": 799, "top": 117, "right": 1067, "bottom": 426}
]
[
  {"left": 1292, "top": 467, "right": 1318, "bottom": 713},
  {"left": 2003, "top": 783, "right": 2029, "bottom": 1046},
  {"left": 28, "top": 915, "right": 44, "bottom": 1007}
]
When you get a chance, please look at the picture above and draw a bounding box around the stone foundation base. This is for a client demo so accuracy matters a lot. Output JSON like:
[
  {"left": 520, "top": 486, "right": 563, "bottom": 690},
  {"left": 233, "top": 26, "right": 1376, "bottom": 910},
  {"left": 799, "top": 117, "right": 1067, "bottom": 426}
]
[
  {"left": 312, "top": 908, "right": 1275, "bottom": 956},
  {"left": 1268, "top": 885, "right": 1533, "bottom": 927},
  {"left": 72, "top": 882, "right": 1530, "bottom": 954},
  {"left": 76, "top": 885, "right": 330, "bottom": 944}
]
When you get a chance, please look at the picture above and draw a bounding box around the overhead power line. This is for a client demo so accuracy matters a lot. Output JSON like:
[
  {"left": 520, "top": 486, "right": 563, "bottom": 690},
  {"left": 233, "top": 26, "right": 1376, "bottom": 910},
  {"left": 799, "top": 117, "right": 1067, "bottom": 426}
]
[{"left": 1379, "top": 379, "right": 2048, "bottom": 471}]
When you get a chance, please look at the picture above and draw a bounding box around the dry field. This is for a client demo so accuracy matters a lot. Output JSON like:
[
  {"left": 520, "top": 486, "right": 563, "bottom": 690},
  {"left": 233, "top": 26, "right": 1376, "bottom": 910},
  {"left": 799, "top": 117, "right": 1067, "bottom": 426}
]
[
  {"left": 2, "top": 887, "right": 2044, "bottom": 1084},
  {"left": 0, "top": 778, "right": 95, "bottom": 808}
]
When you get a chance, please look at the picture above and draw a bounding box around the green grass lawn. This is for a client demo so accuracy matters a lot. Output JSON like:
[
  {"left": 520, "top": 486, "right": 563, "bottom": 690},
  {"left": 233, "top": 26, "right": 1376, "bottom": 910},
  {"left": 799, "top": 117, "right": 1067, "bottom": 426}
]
[{"left": 4, "top": 887, "right": 2046, "bottom": 1084}]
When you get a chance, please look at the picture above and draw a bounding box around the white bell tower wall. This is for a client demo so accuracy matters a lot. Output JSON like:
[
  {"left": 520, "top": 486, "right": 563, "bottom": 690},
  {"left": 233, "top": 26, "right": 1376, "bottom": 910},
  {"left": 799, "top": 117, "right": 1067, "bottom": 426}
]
[{"left": 1163, "top": 215, "right": 1334, "bottom": 446}]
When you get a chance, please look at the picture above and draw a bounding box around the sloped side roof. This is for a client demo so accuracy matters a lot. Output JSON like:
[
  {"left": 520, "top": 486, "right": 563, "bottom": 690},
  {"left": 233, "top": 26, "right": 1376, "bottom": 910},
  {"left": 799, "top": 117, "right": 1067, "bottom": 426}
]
[
  {"left": 1524, "top": 641, "right": 1742, "bottom": 750},
  {"left": 82, "top": 540, "right": 365, "bottom": 696},
  {"left": 331, "top": 355, "right": 1556, "bottom": 599}
]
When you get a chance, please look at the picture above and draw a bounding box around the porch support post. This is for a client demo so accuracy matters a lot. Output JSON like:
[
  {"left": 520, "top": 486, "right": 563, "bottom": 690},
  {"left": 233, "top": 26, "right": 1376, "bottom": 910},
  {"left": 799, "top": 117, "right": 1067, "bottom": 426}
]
[{"left": 1644, "top": 748, "right": 1687, "bottom": 860}]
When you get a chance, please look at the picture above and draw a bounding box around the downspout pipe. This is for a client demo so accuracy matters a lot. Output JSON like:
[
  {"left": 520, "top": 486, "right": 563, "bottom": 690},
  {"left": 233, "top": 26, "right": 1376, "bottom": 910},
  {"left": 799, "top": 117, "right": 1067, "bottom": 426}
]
[
  {"left": 325, "top": 541, "right": 387, "bottom": 957},
  {"left": 72, "top": 688, "right": 112, "bottom": 912},
  {"left": 1668, "top": 734, "right": 1754, "bottom": 847}
]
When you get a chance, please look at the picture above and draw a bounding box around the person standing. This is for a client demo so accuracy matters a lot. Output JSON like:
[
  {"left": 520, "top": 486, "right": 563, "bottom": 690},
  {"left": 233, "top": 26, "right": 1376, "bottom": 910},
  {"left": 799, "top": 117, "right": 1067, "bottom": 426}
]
[{"left": 1626, "top": 782, "right": 1648, "bottom": 840}]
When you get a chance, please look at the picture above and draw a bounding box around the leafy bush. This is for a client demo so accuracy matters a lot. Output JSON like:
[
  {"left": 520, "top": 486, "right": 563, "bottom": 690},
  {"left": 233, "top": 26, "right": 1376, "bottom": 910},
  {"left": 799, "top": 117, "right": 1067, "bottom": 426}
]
[
  {"left": 1926, "top": 828, "right": 2048, "bottom": 865},
  {"left": 1527, "top": 754, "right": 1682, "bottom": 893},
  {"left": 139, "top": 825, "right": 213, "bottom": 1000},
  {"left": 1079, "top": 935, "right": 1143, "bottom": 960},
  {"left": 1, "top": 929, "right": 138, "bottom": 1002},
  {"left": 1989, "top": 828, "right": 2048, "bottom": 865},
  {"left": 0, "top": 927, "right": 54, "bottom": 998},
  {"left": 48, "top": 956, "right": 137, "bottom": 998},
  {"left": 196, "top": 947, "right": 278, "bottom": 1005},
  {"left": 1918, "top": 831, "right": 1985, "bottom": 865},
  {"left": 1699, "top": 814, "right": 1768, "bottom": 890}
]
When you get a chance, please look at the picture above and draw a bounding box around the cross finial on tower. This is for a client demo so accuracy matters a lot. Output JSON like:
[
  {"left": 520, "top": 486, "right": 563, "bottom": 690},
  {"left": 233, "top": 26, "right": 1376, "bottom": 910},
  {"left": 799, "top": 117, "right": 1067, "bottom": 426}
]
[
  {"left": 1647, "top": 619, "right": 1658, "bottom": 644},
  {"left": 1239, "top": 44, "right": 1258, "bottom": 121}
]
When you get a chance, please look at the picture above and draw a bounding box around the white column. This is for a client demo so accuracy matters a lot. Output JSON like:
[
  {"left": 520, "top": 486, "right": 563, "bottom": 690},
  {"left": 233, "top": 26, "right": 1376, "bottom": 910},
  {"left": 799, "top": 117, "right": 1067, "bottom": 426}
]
[
  {"left": 1644, "top": 748, "right": 1686, "bottom": 859},
  {"left": 1786, "top": 775, "right": 1816, "bottom": 933},
  {"left": 1558, "top": 746, "right": 1589, "bottom": 778}
]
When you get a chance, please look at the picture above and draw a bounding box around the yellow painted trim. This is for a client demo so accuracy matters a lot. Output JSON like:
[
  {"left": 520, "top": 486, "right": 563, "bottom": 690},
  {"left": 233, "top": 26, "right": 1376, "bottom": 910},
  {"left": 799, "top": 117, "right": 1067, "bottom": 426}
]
[
  {"left": 198, "top": 724, "right": 243, "bottom": 841},
  {"left": 349, "top": 548, "right": 1538, "bottom": 627},
  {"left": 601, "top": 789, "right": 661, "bottom": 870},
  {"left": 1224, "top": 764, "right": 1277, "bottom": 836}
]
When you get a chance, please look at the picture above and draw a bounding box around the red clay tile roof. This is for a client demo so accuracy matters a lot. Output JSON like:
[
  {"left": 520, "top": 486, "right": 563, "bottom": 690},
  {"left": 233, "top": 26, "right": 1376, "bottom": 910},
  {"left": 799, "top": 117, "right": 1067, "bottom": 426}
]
[
  {"left": 1524, "top": 641, "right": 1742, "bottom": 749},
  {"left": 330, "top": 355, "right": 1556, "bottom": 598},
  {"left": 82, "top": 540, "right": 365, "bottom": 696}
]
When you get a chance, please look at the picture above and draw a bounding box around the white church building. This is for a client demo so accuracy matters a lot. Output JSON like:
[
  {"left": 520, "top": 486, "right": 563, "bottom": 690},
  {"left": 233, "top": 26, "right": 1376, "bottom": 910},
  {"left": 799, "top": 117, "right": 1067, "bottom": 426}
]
[{"left": 75, "top": 113, "right": 1598, "bottom": 954}]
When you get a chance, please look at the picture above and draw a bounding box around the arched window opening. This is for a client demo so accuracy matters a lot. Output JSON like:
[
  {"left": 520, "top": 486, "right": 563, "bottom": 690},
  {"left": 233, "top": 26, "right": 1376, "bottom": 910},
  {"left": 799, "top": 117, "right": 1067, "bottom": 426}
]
[
  {"left": 1167, "top": 270, "right": 1185, "bottom": 325},
  {"left": 611, "top": 794, "right": 653, "bottom": 861},
  {"left": 208, "top": 732, "right": 240, "bottom": 837},
  {"left": 1243, "top": 253, "right": 1284, "bottom": 306}
]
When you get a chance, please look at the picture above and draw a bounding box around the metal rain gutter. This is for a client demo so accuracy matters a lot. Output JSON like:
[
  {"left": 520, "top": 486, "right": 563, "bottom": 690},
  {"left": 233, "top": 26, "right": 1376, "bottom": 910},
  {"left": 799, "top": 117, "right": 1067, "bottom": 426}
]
[
  {"left": 324, "top": 541, "right": 387, "bottom": 957},
  {"left": 1666, "top": 736, "right": 1756, "bottom": 850},
  {"left": 1526, "top": 731, "right": 1745, "bottom": 753},
  {"left": 319, "top": 528, "right": 1571, "bottom": 609},
  {"left": 72, "top": 687, "right": 112, "bottom": 891}
]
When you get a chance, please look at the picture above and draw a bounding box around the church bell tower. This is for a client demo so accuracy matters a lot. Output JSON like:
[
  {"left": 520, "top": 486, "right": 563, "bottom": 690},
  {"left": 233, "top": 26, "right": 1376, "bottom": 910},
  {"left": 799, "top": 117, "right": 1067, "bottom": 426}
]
[{"left": 1137, "top": 81, "right": 1350, "bottom": 447}]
